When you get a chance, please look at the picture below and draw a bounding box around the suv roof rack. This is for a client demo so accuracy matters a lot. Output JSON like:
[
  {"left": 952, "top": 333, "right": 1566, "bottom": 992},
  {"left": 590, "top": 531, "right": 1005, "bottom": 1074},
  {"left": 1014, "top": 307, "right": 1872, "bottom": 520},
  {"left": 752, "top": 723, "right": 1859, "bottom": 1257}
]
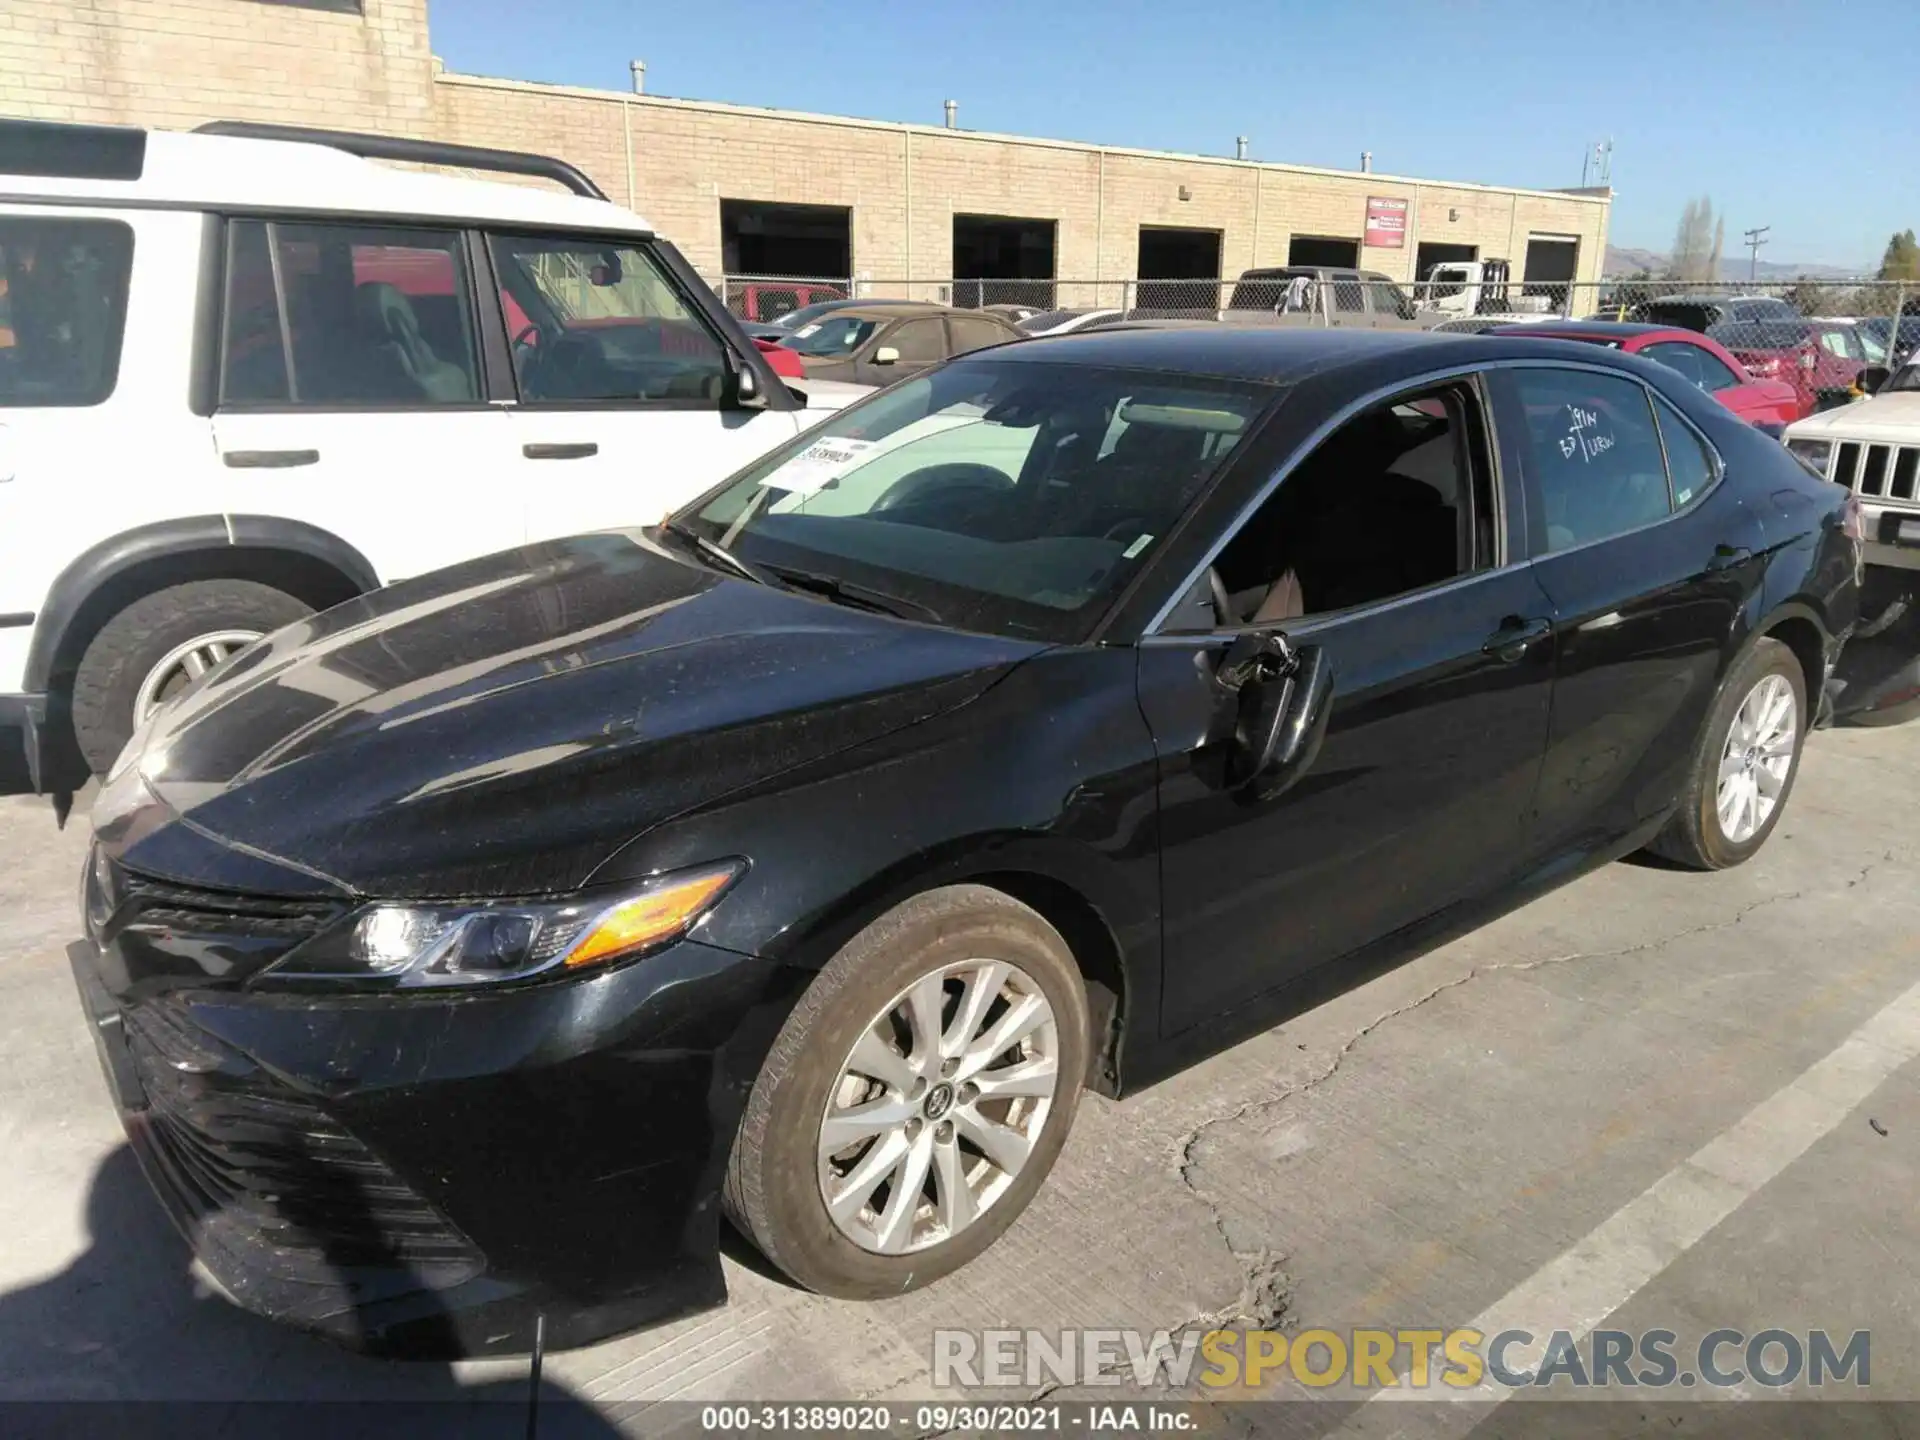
[{"left": 191, "top": 121, "right": 610, "bottom": 202}]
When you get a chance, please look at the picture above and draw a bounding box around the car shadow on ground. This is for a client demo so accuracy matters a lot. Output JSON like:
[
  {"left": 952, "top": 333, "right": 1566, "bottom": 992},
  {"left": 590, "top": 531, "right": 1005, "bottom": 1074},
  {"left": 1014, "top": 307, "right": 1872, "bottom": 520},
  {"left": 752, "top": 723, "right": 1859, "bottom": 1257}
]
[{"left": 0, "top": 1147, "right": 626, "bottom": 1439}]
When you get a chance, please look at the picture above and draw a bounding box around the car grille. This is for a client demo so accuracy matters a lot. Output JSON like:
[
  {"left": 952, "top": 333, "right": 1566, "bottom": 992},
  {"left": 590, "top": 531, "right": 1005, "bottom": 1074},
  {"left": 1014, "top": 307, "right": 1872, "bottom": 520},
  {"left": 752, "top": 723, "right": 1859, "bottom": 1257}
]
[
  {"left": 122, "top": 999, "right": 485, "bottom": 1301},
  {"left": 107, "top": 866, "right": 341, "bottom": 940},
  {"left": 1833, "top": 441, "right": 1920, "bottom": 508}
]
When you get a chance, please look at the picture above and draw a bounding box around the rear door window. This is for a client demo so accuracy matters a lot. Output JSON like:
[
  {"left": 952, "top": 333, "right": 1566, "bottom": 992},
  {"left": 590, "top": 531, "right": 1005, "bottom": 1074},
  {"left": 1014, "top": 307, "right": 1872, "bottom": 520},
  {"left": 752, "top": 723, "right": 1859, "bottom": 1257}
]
[
  {"left": 0, "top": 216, "right": 134, "bottom": 407},
  {"left": 948, "top": 316, "right": 1014, "bottom": 355},
  {"left": 220, "top": 219, "right": 480, "bottom": 406},
  {"left": 1497, "top": 367, "right": 1672, "bottom": 554}
]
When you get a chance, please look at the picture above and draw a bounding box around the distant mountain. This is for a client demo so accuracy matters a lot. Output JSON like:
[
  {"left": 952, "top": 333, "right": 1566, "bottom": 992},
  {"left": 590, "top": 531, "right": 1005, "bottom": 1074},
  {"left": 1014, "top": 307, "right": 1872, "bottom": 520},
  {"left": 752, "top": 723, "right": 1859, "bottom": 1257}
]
[{"left": 1603, "top": 244, "right": 1870, "bottom": 283}]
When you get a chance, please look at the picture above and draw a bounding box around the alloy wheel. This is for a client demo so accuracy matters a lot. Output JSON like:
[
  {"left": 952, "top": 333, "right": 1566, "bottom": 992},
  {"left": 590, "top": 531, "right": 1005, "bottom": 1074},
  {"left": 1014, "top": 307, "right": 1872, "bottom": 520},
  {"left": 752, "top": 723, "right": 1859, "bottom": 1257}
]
[
  {"left": 133, "top": 630, "right": 262, "bottom": 722},
  {"left": 1715, "top": 672, "right": 1797, "bottom": 844},
  {"left": 817, "top": 959, "right": 1060, "bottom": 1255}
]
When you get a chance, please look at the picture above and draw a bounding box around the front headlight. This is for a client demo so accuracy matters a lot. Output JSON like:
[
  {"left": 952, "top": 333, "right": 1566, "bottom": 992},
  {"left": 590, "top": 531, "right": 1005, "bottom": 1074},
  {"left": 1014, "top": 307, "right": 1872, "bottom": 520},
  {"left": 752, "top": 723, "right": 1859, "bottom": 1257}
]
[
  {"left": 1785, "top": 437, "right": 1834, "bottom": 476},
  {"left": 260, "top": 861, "right": 743, "bottom": 989}
]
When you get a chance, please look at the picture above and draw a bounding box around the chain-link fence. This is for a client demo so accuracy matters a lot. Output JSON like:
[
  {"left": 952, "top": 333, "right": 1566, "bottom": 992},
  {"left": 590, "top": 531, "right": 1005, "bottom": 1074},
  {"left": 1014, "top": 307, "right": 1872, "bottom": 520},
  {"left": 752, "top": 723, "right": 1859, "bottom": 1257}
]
[{"left": 714, "top": 274, "right": 1920, "bottom": 367}]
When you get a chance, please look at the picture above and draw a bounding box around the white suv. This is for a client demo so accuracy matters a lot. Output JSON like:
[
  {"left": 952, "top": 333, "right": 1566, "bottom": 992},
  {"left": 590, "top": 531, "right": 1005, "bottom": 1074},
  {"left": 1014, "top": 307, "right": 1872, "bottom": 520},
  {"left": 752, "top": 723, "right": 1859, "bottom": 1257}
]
[{"left": 0, "top": 117, "right": 820, "bottom": 796}]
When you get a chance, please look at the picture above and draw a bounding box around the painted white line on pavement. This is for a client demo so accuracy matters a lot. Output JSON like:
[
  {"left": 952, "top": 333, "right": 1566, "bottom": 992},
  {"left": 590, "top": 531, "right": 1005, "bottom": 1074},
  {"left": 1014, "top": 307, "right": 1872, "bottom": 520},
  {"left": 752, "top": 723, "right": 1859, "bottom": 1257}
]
[{"left": 1332, "top": 967, "right": 1920, "bottom": 1434}]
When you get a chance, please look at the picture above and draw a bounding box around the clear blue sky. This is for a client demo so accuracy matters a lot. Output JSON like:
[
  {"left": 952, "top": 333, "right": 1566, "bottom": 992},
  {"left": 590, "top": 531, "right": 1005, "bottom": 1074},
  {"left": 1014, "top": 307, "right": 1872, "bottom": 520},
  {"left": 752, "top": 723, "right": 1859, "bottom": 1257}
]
[{"left": 428, "top": 0, "right": 1905, "bottom": 271}]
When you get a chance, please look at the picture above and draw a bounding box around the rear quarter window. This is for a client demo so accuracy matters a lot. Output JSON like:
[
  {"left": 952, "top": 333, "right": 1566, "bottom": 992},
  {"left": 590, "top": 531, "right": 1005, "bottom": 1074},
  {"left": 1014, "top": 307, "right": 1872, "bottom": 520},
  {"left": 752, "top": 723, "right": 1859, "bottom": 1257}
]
[{"left": 0, "top": 216, "right": 134, "bottom": 408}]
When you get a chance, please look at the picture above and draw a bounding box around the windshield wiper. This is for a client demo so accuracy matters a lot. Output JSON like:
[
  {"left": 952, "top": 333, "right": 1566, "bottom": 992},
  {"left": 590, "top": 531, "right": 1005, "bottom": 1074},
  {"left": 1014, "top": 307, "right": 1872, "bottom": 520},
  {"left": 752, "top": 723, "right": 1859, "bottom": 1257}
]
[
  {"left": 765, "top": 565, "right": 940, "bottom": 624},
  {"left": 658, "top": 519, "right": 785, "bottom": 589}
]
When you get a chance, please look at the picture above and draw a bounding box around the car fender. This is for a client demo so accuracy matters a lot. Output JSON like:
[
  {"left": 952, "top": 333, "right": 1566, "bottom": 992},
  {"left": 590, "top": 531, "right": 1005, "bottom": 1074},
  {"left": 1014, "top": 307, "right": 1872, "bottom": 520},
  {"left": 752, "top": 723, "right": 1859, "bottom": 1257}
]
[{"left": 24, "top": 514, "right": 379, "bottom": 692}]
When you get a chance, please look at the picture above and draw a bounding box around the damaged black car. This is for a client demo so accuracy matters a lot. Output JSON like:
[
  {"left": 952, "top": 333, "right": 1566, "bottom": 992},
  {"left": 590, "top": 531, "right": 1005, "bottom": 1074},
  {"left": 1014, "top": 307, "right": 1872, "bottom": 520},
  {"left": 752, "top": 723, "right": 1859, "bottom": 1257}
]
[{"left": 70, "top": 327, "right": 1859, "bottom": 1356}]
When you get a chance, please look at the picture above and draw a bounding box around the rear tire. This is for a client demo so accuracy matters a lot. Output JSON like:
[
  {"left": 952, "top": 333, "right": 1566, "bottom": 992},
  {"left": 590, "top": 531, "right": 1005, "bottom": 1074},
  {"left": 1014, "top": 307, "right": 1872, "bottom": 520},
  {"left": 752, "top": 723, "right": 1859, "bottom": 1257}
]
[
  {"left": 1646, "top": 637, "right": 1806, "bottom": 870},
  {"left": 723, "top": 884, "right": 1088, "bottom": 1299},
  {"left": 69, "top": 580, "right": 311, "bottom": 775}
]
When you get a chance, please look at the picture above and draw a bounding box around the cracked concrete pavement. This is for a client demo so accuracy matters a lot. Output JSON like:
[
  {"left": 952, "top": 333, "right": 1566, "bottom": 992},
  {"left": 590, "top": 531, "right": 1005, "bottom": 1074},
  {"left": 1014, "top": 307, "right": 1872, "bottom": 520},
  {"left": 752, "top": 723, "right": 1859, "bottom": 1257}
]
[{"left": 3, "top": 718, "right": 1919, "bottom": 1434}]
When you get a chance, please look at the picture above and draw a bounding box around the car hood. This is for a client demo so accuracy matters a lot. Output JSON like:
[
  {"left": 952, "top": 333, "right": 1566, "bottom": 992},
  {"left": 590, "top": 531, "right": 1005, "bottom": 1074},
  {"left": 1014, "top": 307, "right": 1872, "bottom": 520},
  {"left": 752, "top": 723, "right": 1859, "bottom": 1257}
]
[
  {"left": 100, "top": 531, "right": 1043, "bottom": 899},
  {"left": 1785, "top": 390, "right": 1920, "bottom": 441}
]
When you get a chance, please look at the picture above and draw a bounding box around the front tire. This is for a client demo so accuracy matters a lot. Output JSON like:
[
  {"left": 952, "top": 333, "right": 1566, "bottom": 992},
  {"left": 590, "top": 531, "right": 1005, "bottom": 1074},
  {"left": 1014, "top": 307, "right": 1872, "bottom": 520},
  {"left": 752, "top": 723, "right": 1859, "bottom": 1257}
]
[
  {"left": 1647, "top": 637, "right": 1806, "bottom": 870},
  {"left": 69, "top": 580, "right": 311, "bottom": 776},
  {"left": 723, "top": 885, "right": 1089, "bottom": 1298}
]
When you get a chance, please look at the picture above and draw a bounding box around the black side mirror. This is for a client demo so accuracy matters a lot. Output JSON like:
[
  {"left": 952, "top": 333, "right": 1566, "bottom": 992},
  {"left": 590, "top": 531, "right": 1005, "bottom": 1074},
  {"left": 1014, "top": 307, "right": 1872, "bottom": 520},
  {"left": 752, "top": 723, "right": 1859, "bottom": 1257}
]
[
  {"left": 1859, "top": 365, "right": 1890, "bottom": 395},
  {"left": 1214, "top": 633, "right": 1333, "bottom": 798},
  {"left": 732, "top": 357, "right": 765, "bottom": 409}
]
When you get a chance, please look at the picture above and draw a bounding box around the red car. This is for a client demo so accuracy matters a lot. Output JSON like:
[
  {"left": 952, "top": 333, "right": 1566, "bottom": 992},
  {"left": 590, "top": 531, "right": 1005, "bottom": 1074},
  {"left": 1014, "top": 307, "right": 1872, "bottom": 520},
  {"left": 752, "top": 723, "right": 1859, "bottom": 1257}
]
[
  {"left": 753, "top": 335, "right": 806, "bottom": 380},
  {"left": 1494, "top": 320, "right": 1803, "bottom": 430},
  {"left": 730, "top": 280, "right": 847, "bottom": 325},
  {"left": 1720, "top": 319, "right": 1873, "bottom": 419}
]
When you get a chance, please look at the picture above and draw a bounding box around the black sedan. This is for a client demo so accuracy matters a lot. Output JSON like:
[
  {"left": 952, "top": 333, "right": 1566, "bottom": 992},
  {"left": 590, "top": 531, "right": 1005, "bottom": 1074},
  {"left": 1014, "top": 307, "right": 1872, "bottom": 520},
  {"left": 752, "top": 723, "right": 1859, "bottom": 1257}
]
[{"left": 72, "top": 327, "right": 1860, "bottom": 1356}]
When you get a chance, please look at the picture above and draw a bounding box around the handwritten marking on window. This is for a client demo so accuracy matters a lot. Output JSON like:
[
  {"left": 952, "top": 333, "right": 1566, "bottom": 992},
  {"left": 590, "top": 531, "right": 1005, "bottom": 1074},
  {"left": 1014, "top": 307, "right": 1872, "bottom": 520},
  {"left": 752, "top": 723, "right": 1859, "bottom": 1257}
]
[{"left": 1556, "top": 403, "right": 1615, "bottom": 462}]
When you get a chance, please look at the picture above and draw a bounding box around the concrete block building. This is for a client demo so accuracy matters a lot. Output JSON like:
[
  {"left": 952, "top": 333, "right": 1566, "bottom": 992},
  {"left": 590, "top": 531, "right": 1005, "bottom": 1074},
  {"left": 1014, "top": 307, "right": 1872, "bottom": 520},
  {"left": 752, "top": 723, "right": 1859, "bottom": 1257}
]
[{"left": 3, "top": 0, "right": 1612, "bottom": 299}]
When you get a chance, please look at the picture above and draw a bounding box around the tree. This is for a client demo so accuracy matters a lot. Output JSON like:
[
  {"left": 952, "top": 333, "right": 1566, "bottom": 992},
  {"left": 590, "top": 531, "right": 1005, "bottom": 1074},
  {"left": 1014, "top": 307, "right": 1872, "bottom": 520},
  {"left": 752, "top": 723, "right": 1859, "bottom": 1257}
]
[
  {"left": 1669, "top": 196, "right": 1721, "bottom": 283},
  {"left": 1879, "top": 230, "right": 1920, "bottom": 282}
]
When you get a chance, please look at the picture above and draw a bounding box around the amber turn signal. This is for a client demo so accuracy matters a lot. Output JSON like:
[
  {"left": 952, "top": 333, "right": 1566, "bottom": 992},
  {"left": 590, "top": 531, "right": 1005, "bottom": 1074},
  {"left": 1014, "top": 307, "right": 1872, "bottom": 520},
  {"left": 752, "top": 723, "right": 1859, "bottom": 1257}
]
[{"left": 564, "top": 865, "right": 740, "bottom": 969}]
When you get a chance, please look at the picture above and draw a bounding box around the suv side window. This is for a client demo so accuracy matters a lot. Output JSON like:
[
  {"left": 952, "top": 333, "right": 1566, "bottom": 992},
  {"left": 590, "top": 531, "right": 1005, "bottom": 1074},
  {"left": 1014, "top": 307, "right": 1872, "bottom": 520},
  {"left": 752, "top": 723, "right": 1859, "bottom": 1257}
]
[
  {"left": 490, "top": 234, "right": 728, "bottom": 405},
  {"left": 1499, "top": 367, "right": 1672, "bottom": 554},
  {"left": 220, "top": 219, "right": 480, "bottom": 406},
  {"left": 0, "top": 216, "right": 134, "bottom": 408}
]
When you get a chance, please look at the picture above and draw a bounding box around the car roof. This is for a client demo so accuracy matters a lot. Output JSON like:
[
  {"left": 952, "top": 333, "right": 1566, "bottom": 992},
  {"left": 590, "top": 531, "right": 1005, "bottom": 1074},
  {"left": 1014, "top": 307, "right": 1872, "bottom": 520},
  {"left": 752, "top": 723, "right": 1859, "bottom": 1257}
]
[
  {"left": 828, "top": 302, "right": 957, "bottom": 320},
  {"left": 998, "top": 322, "right": 1582, "bottom": 385},
  {"left": 1, "top": 125, "right": 653, "bottom": 236},
  {"left": 1512, "top": 320, "right": 1687, "bottom": 340}
]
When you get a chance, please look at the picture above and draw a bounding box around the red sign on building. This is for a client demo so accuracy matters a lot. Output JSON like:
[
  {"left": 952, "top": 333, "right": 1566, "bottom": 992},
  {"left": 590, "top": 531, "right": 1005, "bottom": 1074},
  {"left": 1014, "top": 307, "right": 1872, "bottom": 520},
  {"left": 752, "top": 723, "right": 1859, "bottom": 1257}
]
[{"left": 1364, "top": 196, "right": 1408, "bottom": 248}]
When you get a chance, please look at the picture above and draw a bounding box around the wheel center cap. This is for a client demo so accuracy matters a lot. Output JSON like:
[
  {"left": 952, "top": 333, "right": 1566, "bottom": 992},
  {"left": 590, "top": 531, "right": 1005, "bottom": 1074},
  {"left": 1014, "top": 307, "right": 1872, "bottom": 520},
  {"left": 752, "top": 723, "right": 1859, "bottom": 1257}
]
[
  {"left": 1744, "top": 747, "right": 1759, "bottom": 771},
  {"left": 923, "top": 1082, "right": 955, "bottom": 1121}
]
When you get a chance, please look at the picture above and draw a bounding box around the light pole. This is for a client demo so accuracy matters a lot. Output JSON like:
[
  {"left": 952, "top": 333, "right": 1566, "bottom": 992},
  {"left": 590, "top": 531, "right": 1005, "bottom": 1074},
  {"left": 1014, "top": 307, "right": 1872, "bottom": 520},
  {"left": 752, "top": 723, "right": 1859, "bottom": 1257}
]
[{"left": 1743, "top": 226, "right": 1771, "bottom": 284}]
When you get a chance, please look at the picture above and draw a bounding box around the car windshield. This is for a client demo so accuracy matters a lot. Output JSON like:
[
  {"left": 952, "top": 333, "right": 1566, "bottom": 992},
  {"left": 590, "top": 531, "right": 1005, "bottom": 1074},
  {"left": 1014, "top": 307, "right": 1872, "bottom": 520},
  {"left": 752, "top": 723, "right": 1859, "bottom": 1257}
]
[
  {"left": 674, "top": 358, "right": 1274, "bottom": 641},
  {"left": 781, "top": 315, "right": 882, "bottom": 355},
  {"left": 1886, "top": 362, "right": 1920, "bottom": 393},
  {"left": 1019, "top": 309, "right": 1082, "bottom": 331},
  {"left": 771, "top": 300, "right": 849, "bottom": 330}
]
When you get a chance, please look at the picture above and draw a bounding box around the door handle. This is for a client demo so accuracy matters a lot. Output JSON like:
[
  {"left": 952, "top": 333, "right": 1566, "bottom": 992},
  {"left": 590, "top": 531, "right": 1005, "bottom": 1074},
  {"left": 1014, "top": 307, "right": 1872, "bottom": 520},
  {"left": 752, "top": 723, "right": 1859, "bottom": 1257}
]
[
  {"left": 1705, "top": 544, "right": 1753, "bottom": 573},
  {"left": 223, "top": 449, "right": 319, "bottom": 469},
  {"left": 522, "top": 442, "right": 599, "bottom": 460},
  {"left": 1482, "top": 616, "right": 1552, "bottom": 664}
]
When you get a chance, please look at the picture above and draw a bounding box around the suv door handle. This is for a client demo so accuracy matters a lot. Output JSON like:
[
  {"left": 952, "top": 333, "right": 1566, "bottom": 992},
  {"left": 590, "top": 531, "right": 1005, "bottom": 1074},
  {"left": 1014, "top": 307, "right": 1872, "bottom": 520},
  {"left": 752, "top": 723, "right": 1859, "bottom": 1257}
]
[
  {"left": 1482, "top": 616, "right": 1552, "bottom": 663},
  {"left": 223, "top": 449, "right": 319, "bottom": 469},
  {"left": 522, "top": 442, "right": 599, "bottom": 460}
]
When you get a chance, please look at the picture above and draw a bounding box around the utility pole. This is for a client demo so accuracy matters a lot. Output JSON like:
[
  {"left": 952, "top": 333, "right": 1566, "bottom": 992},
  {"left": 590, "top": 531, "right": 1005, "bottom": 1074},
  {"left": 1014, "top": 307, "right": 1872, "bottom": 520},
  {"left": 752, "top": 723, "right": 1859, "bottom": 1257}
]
[{"left": 1743, "top": 225, "right": 1770, "bottom": 284}]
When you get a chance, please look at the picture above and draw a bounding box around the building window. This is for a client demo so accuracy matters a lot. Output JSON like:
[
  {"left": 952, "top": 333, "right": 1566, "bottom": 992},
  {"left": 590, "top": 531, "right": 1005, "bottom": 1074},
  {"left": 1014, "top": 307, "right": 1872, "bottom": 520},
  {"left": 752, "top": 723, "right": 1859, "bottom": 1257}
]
[{"left": 247, "top": 0, "right": 365, "bottom": 14}]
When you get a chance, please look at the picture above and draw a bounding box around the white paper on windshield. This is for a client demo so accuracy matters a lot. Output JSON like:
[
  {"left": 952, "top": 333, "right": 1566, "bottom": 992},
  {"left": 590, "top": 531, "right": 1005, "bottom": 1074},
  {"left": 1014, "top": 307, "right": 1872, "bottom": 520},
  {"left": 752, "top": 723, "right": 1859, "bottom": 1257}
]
[
  {"left": 762, "top": 437, "right": 878, "bottom": 495},
  {"left": 792, "top": 323, "right": 823, "bottom": 338}
]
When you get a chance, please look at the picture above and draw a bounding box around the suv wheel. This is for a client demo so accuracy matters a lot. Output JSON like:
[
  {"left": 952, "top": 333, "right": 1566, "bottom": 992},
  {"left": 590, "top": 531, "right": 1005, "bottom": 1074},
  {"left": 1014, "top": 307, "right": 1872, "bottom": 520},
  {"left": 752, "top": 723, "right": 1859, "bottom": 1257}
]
[
  {"left": 70, "top": 580, "right": 312, "bottom": 775},
  {"left": 723, "top": 885, "right": 1088, "bottom": 1297}
]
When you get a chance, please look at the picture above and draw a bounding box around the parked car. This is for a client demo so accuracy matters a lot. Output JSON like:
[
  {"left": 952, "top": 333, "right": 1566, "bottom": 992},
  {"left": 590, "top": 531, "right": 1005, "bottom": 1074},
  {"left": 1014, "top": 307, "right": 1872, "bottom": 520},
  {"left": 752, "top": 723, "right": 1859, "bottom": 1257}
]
[
  {"left": 728, "top": 279, "right": 846, "bottom": 327},
  {"left": 739, "top": 296, "right": 926, "bottom": 343},
  {"left": 1784, "top": 356, "right": 1920, "bottom": 720},
  {"left": 1490, "top": 320, "right": 1801, "bottom": 431},
  {"left": 780, "top": 302, "right": 1023, "bottom": 385},
  {"left": 73, "top": 325, "right": 1857, "bottom": 1356},
  {"left": 1591, "top": 293, "right": 1801, "bottom": 332},
  {"left": 1016, "top": 307, "right": 1123, "bottom": 336},
  {"left": 0, "top": 117, "right": 814, "bottom": 797},
  {"left": 752, "top": 335, "right": 806, "bottom": 380},
  {"left": 1860, "top": 314, "right": 1920, "bottom": 368},
  {"left": 1722, "top": 319, "right": 1873, "bottom": 418},
  {"left": 1224, "top": 266, "right": 1419, "bottom": 323}
]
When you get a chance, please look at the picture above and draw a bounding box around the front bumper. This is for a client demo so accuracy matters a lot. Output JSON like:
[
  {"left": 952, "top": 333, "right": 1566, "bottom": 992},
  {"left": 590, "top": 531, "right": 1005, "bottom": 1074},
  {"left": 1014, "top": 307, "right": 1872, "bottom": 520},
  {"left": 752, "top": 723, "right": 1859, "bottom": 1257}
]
[
  {"left": 69, "top": 902, "right": 808, "bottom": 1358},
  {"left": 1864, "top": 504, "right": 1920, "bottom": 574}
]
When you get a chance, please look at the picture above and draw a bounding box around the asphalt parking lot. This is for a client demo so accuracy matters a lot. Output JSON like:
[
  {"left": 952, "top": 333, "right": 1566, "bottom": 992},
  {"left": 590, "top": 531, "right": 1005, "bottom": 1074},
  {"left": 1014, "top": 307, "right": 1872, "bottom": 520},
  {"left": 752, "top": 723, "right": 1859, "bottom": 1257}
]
[{"left": 4, "top": 718, "right": 1920, "bottom": 1436}]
